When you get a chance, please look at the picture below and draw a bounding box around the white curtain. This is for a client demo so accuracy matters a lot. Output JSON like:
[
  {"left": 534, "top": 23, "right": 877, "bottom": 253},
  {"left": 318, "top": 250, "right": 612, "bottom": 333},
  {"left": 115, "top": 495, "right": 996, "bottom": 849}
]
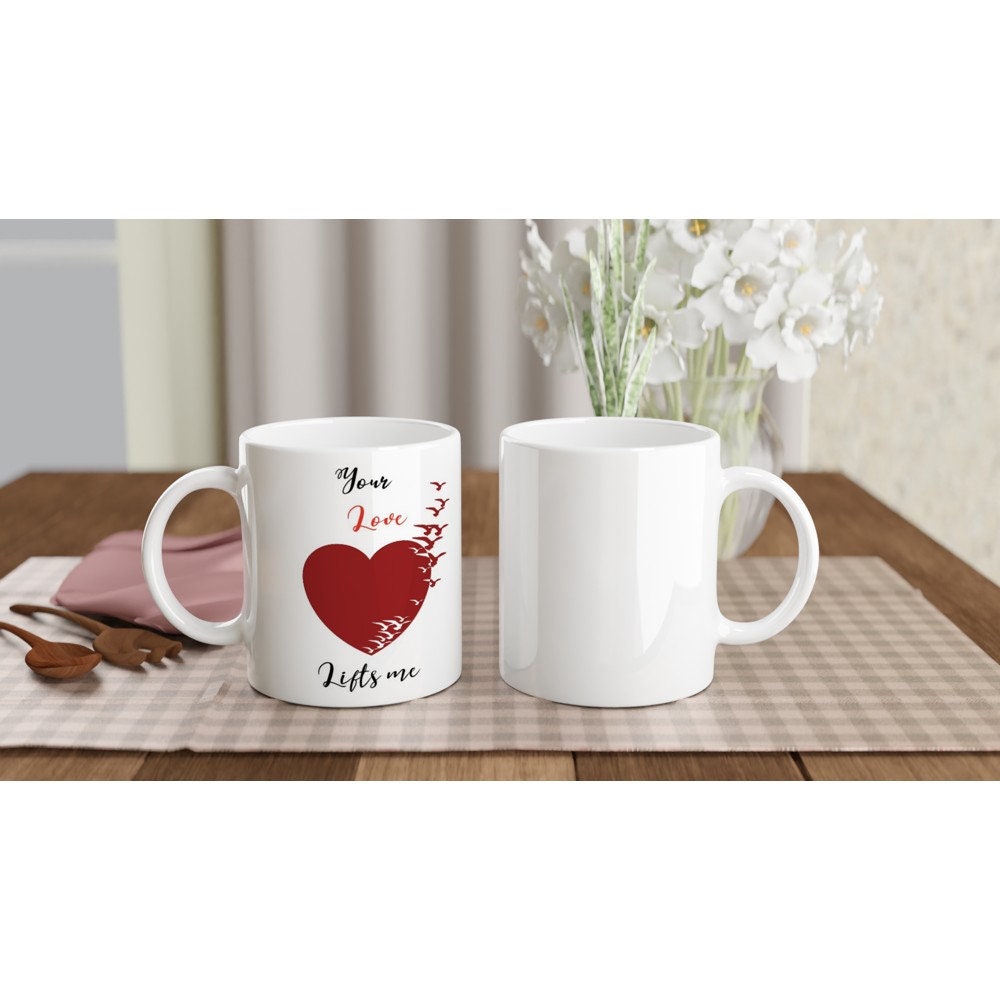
[
  {"left": 117, "top": 220, "right": 224, "bottom": 470},
  {"left": 220, "top": 220, "right": 807, "bottom": 469}
]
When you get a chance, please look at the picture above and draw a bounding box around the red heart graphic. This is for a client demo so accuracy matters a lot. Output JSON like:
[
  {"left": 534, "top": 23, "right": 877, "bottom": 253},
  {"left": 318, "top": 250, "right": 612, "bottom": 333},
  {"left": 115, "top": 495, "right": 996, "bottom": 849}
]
[{"left": 302, "top": 541, "right": 431, "bottom": 655}]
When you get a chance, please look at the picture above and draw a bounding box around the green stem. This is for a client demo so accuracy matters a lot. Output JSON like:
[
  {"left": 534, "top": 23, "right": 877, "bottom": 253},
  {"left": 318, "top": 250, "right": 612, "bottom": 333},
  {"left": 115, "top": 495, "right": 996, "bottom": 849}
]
[
  {"left": 673, "top": 382, "right": 683, "bottom": 420},
  {"left": 700, "top": 339, "right": 712, "bottom": 378},
  {"left": 690, "top": 338, "right": 713, "bottom": 425},
  {"left": 713, "top": 327, "right": 728, "bottom": 377},
  {"left": 634, "top": 219, "right": 650, "bottom": 279},
  {"left": 748, "top": 377, "right": 766, "bottom": 431}
]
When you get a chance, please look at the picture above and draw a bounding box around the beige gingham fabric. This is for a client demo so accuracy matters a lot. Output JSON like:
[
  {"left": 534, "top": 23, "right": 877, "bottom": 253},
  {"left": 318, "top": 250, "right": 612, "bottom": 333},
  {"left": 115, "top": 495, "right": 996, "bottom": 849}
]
[{"left": 1, "top": 556, "right": 999, "bottom": 752}]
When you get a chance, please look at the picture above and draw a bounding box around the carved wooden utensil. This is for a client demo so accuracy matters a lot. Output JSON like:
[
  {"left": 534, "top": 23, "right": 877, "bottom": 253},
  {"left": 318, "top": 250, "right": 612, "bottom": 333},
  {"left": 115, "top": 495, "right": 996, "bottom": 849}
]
[
  {"left": 10, "top": 604, "right": 183, "bottom": 668},
  {"left": 0, "top": 620, "right": 102, "bottom": 679}
]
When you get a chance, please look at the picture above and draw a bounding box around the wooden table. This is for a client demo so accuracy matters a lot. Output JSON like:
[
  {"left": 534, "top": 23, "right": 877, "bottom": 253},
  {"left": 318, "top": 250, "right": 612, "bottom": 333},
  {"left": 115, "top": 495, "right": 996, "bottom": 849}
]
[{"left": 1, "top": 471, "right": 998, "bottom": 780}]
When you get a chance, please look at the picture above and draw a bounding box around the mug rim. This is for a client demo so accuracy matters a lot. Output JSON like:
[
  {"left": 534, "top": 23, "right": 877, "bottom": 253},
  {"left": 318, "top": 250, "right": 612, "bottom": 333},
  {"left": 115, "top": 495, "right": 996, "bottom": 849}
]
[
  {"left": 239, "top": 415, "right": 460, "bottom": 453},
  {"left": 501, "top": 416, "right": 718, "bottom": 453}
]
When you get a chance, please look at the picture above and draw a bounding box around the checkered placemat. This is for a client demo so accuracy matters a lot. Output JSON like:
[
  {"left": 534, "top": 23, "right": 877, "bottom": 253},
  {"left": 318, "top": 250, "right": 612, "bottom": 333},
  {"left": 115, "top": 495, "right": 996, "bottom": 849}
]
[{"left": 1, "top": 556, "right": 999, "bottom": 752}]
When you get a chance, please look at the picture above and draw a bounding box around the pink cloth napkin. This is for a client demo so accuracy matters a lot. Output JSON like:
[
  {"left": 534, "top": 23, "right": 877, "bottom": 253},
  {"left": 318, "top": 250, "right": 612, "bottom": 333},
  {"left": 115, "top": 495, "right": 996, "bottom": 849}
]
[{"left": 54, "top": 528, "right": 245, "bottom": 635}]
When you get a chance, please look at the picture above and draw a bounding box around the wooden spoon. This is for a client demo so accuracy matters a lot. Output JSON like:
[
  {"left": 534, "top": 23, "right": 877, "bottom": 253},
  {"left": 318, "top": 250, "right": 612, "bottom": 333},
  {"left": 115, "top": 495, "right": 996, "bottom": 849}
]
[
  {"left": 0, "top": 620, "right": 102, "bottom": 679},
  {"left": 10, "top": 604, "right": 182, "bottom": 668}
]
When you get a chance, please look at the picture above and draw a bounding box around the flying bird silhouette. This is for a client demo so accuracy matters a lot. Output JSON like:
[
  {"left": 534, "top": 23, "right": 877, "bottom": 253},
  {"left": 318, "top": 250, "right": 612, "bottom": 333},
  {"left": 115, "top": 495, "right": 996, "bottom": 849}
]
[
  {"left": 425, "top": 551, "right": 446, "bottom": 567},
  {"left": 430, "top": 481, "right": 447, "bottom": 491},
  {"left": 414, "top": 522, "right": 446, "bottom": 536},
  {"left": 374, "top": 617, "right": 406, "bottom": 634},
  {"left": 428, "top": 578, "right": 440, "bottom": 588},
  {"left": 426, "top": 498, "right": 448, "bottom": 516},
  {"left": 414, "top": 534, "right": 444, "bottom": 551}
]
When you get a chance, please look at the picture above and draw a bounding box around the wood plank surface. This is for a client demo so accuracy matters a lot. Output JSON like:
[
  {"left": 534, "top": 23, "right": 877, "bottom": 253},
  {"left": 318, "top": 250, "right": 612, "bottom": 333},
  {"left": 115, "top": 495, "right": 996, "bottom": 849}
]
[
  {"left": 135, "top": 752, "right": 359, "bottom": 781},
  {"left": 0, "top": 749, "right": 146, "bottom": 781},
  {"left": 0, "top": 470, "right": 997, "bottom": 781},
  {"left": 356, "top": 752, "right": 575, "bottom": 781},
  {"left": 575, "top": 753, "right": 804, "bottom": 781},
  {"left": 798, "top": 753, "right": 1000, "bottom": 781}
]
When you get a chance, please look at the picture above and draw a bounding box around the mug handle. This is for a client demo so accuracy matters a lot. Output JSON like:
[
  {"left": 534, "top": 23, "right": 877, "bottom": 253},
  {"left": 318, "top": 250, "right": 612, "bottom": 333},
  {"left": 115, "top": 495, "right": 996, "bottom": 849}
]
[
  {"left": 141, "top": 466, "right": 248, "bottom": 645},
  {"left": 716, "top": 466, "right": 819, "bottom": 646}
]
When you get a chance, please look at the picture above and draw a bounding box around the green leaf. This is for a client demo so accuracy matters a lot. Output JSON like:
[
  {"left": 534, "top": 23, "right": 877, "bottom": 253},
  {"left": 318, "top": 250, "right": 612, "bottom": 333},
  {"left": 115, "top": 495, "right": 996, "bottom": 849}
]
[
  {"left": 581, "top": 311, "right": 604, "bottom": 415},
  {"left": 588, "top": 249, "right": 618, "bottom": 414},
  {"left": 621, "top": 257, "right": 659, "bottom": 416},
  {"left": 561, "top": 276, "right": 603, "bottom": 415},
  {"left": 588, "top": 248, "right": 606, "bottom": 314},
  {"left": 596, "top": 225, "right": 614, "bottom": 367},
  {"left": 611, "top": 220, "right": 625, "bottom": 298},
  {"left": 616, "top": 295, "right": 640, "bottom": 410},
  {"left": 609, "top": 220, "right": 624, "bottom": 343},
  {"left": 634, "top": 219, "right": 650, "bottom": 277},
  {"left": 623, "top": 324, "right": 659, "bottom": 417},
  {"left": 619, "top": 254, "right": 657, "bottom": 373}
]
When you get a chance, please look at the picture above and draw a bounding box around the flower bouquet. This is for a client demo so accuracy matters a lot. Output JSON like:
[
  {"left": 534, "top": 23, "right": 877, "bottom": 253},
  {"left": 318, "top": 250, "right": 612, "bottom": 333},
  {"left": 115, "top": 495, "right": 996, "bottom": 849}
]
[{"left": 519, "top": 218, "right": 882, "bottom": 557}]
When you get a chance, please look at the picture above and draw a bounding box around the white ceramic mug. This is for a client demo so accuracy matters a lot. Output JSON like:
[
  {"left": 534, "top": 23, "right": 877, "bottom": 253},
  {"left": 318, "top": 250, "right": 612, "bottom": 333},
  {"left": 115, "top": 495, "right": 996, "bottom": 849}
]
[
  {"left": 141, "top": 417, "right": 462, "bottom": 707},
  {"left": 499, "top": 417, "right": 819, "bottom": 707}
]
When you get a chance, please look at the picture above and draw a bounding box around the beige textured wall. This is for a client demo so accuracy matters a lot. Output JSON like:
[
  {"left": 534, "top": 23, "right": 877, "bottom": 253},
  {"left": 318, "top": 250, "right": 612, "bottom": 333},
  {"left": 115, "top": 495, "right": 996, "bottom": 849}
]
[{"left": 809, "top": 220, "right": 1000, "bottom": 584}]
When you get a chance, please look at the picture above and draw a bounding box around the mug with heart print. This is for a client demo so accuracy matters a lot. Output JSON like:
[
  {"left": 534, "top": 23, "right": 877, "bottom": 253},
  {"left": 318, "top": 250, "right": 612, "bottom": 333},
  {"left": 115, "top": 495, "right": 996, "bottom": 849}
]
[{"left": 141, "top": 417, "right": 461, "bottom": 707}]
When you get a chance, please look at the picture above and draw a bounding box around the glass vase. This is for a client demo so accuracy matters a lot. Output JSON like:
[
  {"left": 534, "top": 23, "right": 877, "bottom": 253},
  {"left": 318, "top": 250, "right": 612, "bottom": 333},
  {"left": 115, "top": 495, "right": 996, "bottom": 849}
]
[{"left": 640, "top": 372, "right": 783, "bottom": 559}]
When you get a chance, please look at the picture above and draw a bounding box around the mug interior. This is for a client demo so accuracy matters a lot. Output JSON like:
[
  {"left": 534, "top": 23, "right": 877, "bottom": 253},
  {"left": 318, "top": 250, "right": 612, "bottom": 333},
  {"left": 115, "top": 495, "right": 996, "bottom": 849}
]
[
  {"left": 502, "top": 417, "right": 715, "bottom": 451},
  {"left": 241, "top": 416, "right": 456, "bottom": 452}
]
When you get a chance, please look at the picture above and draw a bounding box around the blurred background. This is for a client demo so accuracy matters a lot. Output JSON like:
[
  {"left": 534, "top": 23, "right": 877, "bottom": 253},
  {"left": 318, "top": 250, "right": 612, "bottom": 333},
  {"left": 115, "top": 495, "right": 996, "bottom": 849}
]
[{"left": 1, "top": 219, "right": 997, "bottom": 584}]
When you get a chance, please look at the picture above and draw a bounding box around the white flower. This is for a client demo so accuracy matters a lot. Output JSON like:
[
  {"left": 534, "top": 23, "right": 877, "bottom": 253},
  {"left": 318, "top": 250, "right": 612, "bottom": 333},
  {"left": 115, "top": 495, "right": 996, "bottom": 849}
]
[
  {"left": 777, "top": 220, "right": 816, "bottom": 268},
  {"left": 834, "top": 231, "right": 873, "bottom": 294},
  {"left": 747, "top": 304, "right": 845, "bottom": 381},
  {"left": 520, "top": 293, "right": 577, "bottom": 373},
  {"left": 641, "top": 268, "right": 684, "bottom": 325},
  {"left": 689, "top": 240, "right": 730, "bottom": 288},
  {"left": 668, "top": 219, "right": 718, "bottom": 253},
  {"left": 640, "top": 271, "right": 689, "bottom": 385},
  {"left": 844, "top": 283, "right": 883, "bottom": 358},
  {"left": 789, "top": 267, "right": 835, "bottom": 309},
  {"left": 646, "top": 226, "right": 698, "bottom": 283},
  {"left": 563, "top": 225, "right": 598, "bottom": 261},
  {"left": 826, "top": 227, "right": 883, "bottom": 359},
  {"left": 551, "top": 237, "right": 592, "bottom": 315},
  {"left": 524, "top": 218, "right": 551, "bottom": 270},
  {"left": 645, "top": 340, "right": 685, "bottom": 383},
  {"left": 689, "top": 231, "right": 790, "bottom": 343},
  {"left": 519, "top": 222, "right": 578, "bottom": 371},
  {"left": 666, "top": 219, "right": 750, "bottom": 254},
  {"left": 519, "top": 289, "right": 558, "bottom": 365},
  {"left": 641, "top": 313, "right": 686, "bottom": 385},
  {"left": 519, "top": 225, "right": 557, "bottom": 306},
  {"left": 666, "top": 306, "right": 709, "bottom": 349},
  {"left": 754, "top": 267, "right": 834, "bottom": 326},
  {"left": 721, "top": 265, "right": 776, "bottom": 314},
  {"left": 753, "top": 284, "right": 788, "bottom": 330},
  {"left": 693, "top": 243, "right": 778, "bottom": 343},
  {"left": 730, "top": 223, "right": 780, "bottom": 267}
]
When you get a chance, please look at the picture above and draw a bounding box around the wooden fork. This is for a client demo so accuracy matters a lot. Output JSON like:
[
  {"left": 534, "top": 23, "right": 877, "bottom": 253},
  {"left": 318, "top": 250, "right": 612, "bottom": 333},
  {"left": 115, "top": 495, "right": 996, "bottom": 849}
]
[{"left": 10, "top": 604, "right": 182, "bottom": 668}]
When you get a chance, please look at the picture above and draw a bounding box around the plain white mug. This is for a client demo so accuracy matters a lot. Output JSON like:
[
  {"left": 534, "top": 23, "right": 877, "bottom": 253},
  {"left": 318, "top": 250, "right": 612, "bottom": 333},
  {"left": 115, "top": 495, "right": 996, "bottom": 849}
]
[
  {"left": 499, "top": 417, "right": 819, "bottom": 707},
  {"left": 141, "top": 417, "right": 462, "bottom": 707}
]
